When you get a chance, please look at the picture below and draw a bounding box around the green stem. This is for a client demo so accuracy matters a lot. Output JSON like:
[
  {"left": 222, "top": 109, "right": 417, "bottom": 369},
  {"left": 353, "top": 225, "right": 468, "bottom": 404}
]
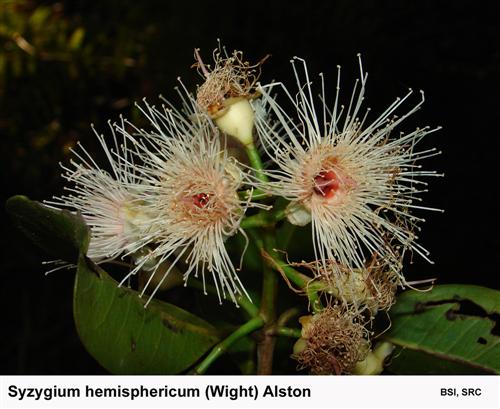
[
  {"left": 271, "top": 258, "right": 309, "bottom": 288},
  {"left": 277, "top": 307, "right": 300, "bottom": 326},
  {"left": 240, "top": 208, "right": 286, "bottom": 229},
  {"left": 187, "top": 279, "right": 260, "bottom": 318},
  {"left": 255, "top": 233, "right": 279, "bottom": 374},
  {"left": 193, "top": 316, "right": 265, "bottom": 375},
  {"left": 275, "top": 327, "right": 302, "bottom": 338},
  {"left": 307, "top": 287, "right": 323, "bottom": 314},
  {"left": 275, "top": 308, "right": 301, "bottom": 339},
  {"left": 241, "top": 340, "right": 257, "bottom": 374},
  {"left": 265, "top": 253, "right": 323, "bottom": 313},
  {"left": 245, "top": 143, "right": 269, "bottom": 183}
]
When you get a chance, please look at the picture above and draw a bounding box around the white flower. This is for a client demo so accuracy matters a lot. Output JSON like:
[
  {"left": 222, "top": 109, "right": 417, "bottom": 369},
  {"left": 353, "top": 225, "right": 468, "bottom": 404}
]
[
  {"left": 115, "top": 99, "right": 252, "bottom": 307},
  {"left": 46, "top": 120, "right": 153, "bottom": 262},
  {"left": 254, "top": 55, "right": 442, "bottom": 281}
]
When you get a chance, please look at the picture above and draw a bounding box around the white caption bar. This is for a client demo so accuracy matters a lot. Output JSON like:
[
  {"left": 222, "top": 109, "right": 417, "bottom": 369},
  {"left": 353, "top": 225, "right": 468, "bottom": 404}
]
[{"left": 0, "top": 375, "right": 498, "bottom": 409}]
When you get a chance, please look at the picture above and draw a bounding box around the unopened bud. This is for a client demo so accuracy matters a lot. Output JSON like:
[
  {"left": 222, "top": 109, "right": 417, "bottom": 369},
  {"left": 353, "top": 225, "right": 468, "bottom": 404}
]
[
  {"left": 353, "top": 342, "right": 394, "bottom": 375},
  {"left": 214, "top": 98, "right": 255, "bottom": 146},
  {"left": 121, "top": 203, "right": 155, "bottom": 248},
  {"left": 286, "top": 201, "right": 312, "bottom": 226}
]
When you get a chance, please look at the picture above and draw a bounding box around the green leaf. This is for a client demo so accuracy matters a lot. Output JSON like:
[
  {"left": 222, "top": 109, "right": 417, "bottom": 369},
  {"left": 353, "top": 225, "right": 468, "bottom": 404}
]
[
  {"left": 74, "top": 255, "right": 221, "bottom": 374},
  {"left": 6, "top": 195, "right": 89, "bottom": 262},
  {"left": 384, "top": 284, "right": 500, "bottom": 374},
  {"left": 6, "top": 195, "right": 221, "bottom": 373}
]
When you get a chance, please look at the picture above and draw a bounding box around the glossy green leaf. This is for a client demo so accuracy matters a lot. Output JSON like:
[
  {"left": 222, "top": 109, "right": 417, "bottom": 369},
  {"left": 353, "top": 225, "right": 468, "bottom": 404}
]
[
  {"left": 6, "top": 195, "right": 89, "bottom": 262},
  {"left": 74, "top": 255, "right": 221, "bottom": 374},
  {"left": 384, "top": 285, "right": 500, "bottom": 374},
  {"left": 6, "top": 195, "right": 221, "bottom": 374}
]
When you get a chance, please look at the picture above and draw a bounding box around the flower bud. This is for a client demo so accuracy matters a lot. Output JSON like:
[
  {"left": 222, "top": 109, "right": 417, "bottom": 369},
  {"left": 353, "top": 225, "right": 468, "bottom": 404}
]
[
  {"left": 194, "top": 47, "right": 266, "bottom": 146},
  {"left": 286, "top": 201, "right": 312, "bottom": 226},
  {"left": 214, "top": 97, "right": 255, "bottom": 146},
  {"left": 121, "top": 204, "right": 153, "bottom": 242},
  {"left": 352, "top": 342, "right": 394, "bottom": 375}
]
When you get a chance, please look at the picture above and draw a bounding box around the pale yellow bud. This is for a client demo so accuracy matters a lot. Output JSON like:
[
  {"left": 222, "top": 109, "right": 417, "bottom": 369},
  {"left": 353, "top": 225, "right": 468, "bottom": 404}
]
[
  {"left": 214, "top": 97, "right": 255, "bottom": 146},
  {"left": 298, "top": 315, "right": 313, "bottom": 337},
  {"left": 121, "top": 205, "right": 152, "bottom": 236},
  {"left": 353, "top": 342, "right": 394, "bottom": 375},
  {"left": 286, "top": 201, "right": 312, "bottom": 226},
  {"left": 292, "top": 338, "right": 308, "bottom": 355}
]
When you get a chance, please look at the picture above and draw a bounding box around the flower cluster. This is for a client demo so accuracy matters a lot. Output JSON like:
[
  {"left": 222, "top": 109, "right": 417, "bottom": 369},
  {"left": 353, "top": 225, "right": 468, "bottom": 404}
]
[{"left": 48, "top": 46, "right": 440, "bottom": 372}]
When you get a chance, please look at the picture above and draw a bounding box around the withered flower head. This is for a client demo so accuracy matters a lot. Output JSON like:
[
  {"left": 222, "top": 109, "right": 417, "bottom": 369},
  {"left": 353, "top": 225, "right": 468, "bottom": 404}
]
[
  {"left": 292, "top": 305, "right": 370, "bottom": 374},
  {"left": 302, "top": 253, "right": 401, "bottom": 313},
  {"left": 194, "top": 47, "right": 264, "bottom": 117}
]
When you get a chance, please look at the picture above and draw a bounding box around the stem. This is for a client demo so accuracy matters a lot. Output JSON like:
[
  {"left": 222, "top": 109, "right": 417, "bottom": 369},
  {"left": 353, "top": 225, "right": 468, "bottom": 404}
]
[
  {"left": 270, "top": 258, "right": 309, "bottom": 288},
  {"left": 307, "top": 287, "right": 323, "bottom": 314},
  {"left": 193, "top": 316, "right": 265, "bottom": 375},
  {"left": 187, "top": 279, "right": 260, "bottom": 318},
  {"left": 245, "top": 143, "right": 269, "bottom": 183},
  {"left": 265, "top": 253, "right": 323, "bottom": 313},
  {"left": 256, "top": 233, "right": 279, "bottom": 374},
  {"left": 260, "top": 238, "right": 278, "bottom": 322},
  {"left": 257, "top": 326, "right": 276, "bottom": 374},
  {"left": 274, "top": 308, "right": 301, "bottom": 339},
  {"left": 277, "top": 307, "right": 300, "bottom": 326},
  {"left": 275, "top": 327, "right": 302, "bottom": 338},
  {"left": 241, "top": 340, "right": 257, "bottom": 374},
  {"left": 240, "top": 208, "right": 286, "bottom": 229}
]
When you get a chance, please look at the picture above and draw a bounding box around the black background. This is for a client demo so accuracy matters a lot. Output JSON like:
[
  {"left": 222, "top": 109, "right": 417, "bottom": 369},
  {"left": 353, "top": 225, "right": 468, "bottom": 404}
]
[{"left": 1, "top": 0, "right": 499, "bottom": 374}]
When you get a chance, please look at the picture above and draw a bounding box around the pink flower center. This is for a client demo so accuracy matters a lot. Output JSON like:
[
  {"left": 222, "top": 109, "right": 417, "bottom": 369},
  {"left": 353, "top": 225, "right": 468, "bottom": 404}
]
[
  {"left": 192, "top": 193, "right": 211, "bottom": 208},
  {"left": 313, "top": 170, "right": 340, "bottom": 198}
]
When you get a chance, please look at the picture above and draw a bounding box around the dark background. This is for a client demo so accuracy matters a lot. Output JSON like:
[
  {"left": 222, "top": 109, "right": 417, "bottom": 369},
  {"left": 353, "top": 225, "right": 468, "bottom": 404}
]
[{"left": 1, "top": 0, "right": 498, "bottom": 374}]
